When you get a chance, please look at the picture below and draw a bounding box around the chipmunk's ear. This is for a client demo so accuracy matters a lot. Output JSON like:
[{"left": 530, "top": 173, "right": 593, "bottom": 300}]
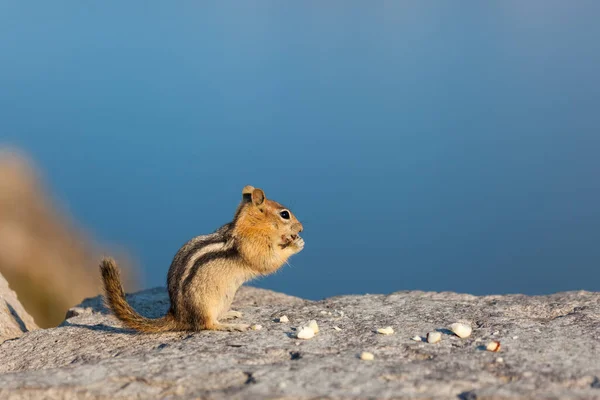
[
  {"left": 242, "top": 186, "right": 255, "bottom": 203},
  {"left": 251, "top": 188, "right": 266, "bottom": 206}
]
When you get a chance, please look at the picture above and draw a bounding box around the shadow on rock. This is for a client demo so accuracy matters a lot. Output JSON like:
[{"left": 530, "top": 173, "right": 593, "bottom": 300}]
[{"left": 60, "top": 320, "right": 138, "bottom": 335}]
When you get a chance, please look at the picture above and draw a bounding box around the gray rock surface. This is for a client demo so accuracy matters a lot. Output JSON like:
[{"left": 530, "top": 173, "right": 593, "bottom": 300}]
[
  {"left": 0, "top": 272, "right": 38, "bottom": 343},
  {"left": 0, "top": 286, "right": 599, "bottom": 399}
]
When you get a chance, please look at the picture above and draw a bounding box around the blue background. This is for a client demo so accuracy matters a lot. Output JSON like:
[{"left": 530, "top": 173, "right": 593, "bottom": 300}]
[{"left": 2, "top": 1, "right": 599, "bottom": 299}]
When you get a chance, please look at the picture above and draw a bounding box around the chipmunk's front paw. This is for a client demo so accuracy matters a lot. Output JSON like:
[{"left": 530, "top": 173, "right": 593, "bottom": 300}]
[
  {"left": 293, "top": 236, "right": 305, "bottom": 252},
  {"left": 280, "top": 234, "right": 304, "bottom": 253}
]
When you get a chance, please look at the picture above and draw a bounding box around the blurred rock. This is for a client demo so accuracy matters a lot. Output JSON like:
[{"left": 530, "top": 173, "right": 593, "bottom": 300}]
[
  {"left": 0, "top": 271, "right": 38, "bottom": 343},
  {"left": 0, "top": 149, "right": 136, "bottom": 328}
]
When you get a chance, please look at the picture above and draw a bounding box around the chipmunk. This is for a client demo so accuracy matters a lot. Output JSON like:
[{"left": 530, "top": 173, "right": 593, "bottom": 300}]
[{"left": 99, "top": 185, "right": 304, "bottom": 333}]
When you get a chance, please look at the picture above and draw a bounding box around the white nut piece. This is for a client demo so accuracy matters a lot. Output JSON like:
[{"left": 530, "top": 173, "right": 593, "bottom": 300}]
[
  {"left": 449, "top": 322, "right": 472, "bottom": 338},
  {"left": 376, "top": 326, "right": 394, "bottom": 335},
  {"left": 307, "top": 320, "right": 319, "bottom": 334},
  {"left": 427, "top": 331, "right": 442, "bottom": 344},
  {"left": 333, "top": 326, "right": 342, "bottom": 331},
  {"left": 296, "top": 326, "right": 315, "bottom": 340},
  {"left": 411, "top": 336, "right": 423, "bottom": 342},
  {"left": 359, "top": 351, "right": 375, "bottom": 361},
  {"left": 250, "top": 324, "right": 262, "bottom": 330},
  {"left": 277, "top": 315, "right": 289, "bottom": 323},
  {"left": 486, "top": 340, "right": 501, "bottom": 352}
]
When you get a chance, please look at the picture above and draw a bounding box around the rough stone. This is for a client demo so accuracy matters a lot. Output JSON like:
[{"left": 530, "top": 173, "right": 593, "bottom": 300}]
[
  {"left": 0, "top": 272, "right": 38, "bottom": 343},
  {"left": 0, "top": 286, "right": 599, "bottom": 399}
]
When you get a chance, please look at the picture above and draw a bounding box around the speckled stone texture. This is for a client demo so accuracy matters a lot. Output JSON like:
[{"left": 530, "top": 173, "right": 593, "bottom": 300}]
[
  {"left": 0, "top": 286, "right": 598, "bottom": 399},
  {"left": 0, "top": 272, "right": 38, "bottom": 343}
]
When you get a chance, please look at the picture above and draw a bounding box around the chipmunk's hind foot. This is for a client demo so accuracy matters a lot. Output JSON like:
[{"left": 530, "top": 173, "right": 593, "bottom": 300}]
[
  {"left": 220, "top": 310, "right": 243, "bottom": 320},
  {"left": 212, "top": 322, "right": 250, "bottom": 332}
]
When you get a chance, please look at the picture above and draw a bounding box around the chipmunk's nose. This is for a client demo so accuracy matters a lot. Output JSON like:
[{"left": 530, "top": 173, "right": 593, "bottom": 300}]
[{"left": 292, "top": 222, "right": 303, "bottom": 233}]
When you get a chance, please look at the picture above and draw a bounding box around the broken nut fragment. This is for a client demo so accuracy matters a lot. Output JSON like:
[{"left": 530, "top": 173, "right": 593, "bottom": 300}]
[
  {"left": 426, "top": 331, "right": 442, "bottom": 344},
  {"left": 307, "top": 320, "right": 319, "bottom": 334},
  {"left": 449, "top": 322, "right": 472, "bottom": 338},
  {"left": 486, "top": 340, "right": 501, "bottom": 352},
  {"left": 277, "top": 316, "right": 289, "bottom": 323},
  {"left": 359, "top": 351, "right": 374, "bottom": 361},
  {"left": 296, "top": 326, "right": 315, "bottom": 340},
  {"left": 250, "top": 324, "right": 262, "bottom": 330},
  {"left": 376, "top": 326, "right": 394, "bottom": 335},
  {"left": 411, "top": 336, "right": 423, "bottom": 342}
]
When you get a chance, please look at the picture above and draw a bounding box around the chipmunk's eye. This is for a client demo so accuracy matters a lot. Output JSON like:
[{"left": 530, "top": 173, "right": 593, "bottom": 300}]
[{"left": 279, "top": 210, "right": 290, "bottom": 220}]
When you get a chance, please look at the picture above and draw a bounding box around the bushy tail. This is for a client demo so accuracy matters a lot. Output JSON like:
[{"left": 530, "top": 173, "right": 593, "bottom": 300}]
[{"left": 99, "top": 257, "right": 179, "bottom": 333}]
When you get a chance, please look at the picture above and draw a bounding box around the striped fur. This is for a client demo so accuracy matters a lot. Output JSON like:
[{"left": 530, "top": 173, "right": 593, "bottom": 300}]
[{"left": 167, "top": 225, "right": 232, "bottom": 314}]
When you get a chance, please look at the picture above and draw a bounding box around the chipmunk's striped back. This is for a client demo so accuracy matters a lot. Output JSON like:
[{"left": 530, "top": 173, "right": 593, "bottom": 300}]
[{"left": 167, "top": 223, "right": 240, "bottom": 323}]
